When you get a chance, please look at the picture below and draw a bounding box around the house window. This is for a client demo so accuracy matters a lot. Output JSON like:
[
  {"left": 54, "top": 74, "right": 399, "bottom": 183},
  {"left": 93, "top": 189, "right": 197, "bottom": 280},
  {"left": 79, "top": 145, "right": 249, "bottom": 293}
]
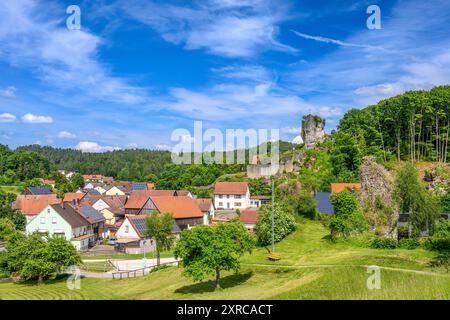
[
  {"left": 235, "top": 195, "right": 241, "bottom": 199},
  {"left": 125, "top": 225, "right": 130, "bottom": 233},
  {"left": 218, "top": 195, "right": 223, "bottom": 198},
  {"left": 218, "top": 202, "right": 223, "bottom": 207},
  {"left": 226, "top": 195, "right": 230, "bottom": 199},
  {"left": 40, "top": 217, "right": 46, "bottom": 224},
  {"left": 234, "top": 202, "right": 242, "bottom": 207},
  {"left": 52, "top": 217, "right": 57, "bottom": 224}
]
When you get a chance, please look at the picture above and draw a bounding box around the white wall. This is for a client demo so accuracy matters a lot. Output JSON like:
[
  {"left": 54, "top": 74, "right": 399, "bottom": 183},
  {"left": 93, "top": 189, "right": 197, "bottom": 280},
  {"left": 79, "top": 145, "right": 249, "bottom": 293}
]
[
  {"left": 116, "top": 218, "right": 140, "bottom": 240},
  {"left": 214, "top": 188, "right": 250, "bottom": 210}
]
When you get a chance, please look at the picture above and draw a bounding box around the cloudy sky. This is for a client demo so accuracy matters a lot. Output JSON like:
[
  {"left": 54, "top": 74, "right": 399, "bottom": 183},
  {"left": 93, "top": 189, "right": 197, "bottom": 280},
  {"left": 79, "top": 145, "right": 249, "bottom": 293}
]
[{"left": 0, "top": 0, "right": 449, "bottom": 152}]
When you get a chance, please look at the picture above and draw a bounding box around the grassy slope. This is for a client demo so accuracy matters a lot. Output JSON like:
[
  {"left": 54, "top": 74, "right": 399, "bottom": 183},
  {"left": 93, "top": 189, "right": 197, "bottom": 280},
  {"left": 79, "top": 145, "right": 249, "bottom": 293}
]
[
  {"left": 0, "top": 185, "right": 21, "bottom": 195},
  {"left": 1, "top": 220, "right": 449, "bottom": 300}
]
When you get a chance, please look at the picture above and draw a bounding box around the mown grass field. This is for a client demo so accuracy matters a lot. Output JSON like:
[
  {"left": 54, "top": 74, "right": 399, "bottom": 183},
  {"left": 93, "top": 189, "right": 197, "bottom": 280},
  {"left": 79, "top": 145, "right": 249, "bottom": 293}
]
[
  {"left": 0, "top": 185, "right": 22, "bottom": 195},
  {"left": 1, "top": 219, "right": 449, "bottom": 300}
]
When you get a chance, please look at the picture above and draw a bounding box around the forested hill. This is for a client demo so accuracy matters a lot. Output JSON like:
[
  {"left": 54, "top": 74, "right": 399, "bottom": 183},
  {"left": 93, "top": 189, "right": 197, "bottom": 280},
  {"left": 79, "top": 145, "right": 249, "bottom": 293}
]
[
  {"left": 15, "top": 141, "right": 294, "bottom": 189},
  {"left": 331, "top": 85, "right": 449, "bottom": 180}
]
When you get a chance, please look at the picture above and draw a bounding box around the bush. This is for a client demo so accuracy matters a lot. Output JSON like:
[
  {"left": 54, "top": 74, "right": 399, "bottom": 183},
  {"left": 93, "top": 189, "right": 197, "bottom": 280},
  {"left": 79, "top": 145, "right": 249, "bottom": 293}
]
[
  {"left": 397, "top": 225, "right": 409, "bottom": 240},
  {"left": 255, "top": 203, "right": 296, "bottom": 246},
  {"left": 398, "top": 238, "right": 420, "bottom": 249},
  {"left": 288, "top": 190, "right": 318, "bottom": 220},
  {"left": 370, "top": 237, "right": 398, "bottom": 249},
  {"left": 329, "top": 189, "right": 368, "bottom": 239}
]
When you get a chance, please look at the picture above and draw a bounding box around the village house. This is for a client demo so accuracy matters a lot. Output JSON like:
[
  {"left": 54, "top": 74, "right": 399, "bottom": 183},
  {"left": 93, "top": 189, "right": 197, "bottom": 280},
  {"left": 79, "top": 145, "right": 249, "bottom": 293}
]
[
  {"left": 12, "top": 194, "right": 61, "bottom": 223},
  {"left": 124, "top": 190, "right": 177, "bottom": 215},
  {"left": 213, "top": 182, "right": 250, "bottom": 210},
  {"left": 63, "top": 192, "right": 87, "bottom": 204},
  {"left": 116, "top": 196, "right": 203, "bottom": 253},
  {"left": 194, "top": 198, "right": 215, "bottom": 225},
  {"left": 330, "top": 183, "right": 362, "bottom": 193},
  {"left": 239, "top": 208, "right": 260, "bottom": 231},
  {"left": 77, "top": 205, "right": 106, "bottom": 241},
  {"left": 42, "top": 179, "right": 56, "bottom": 189},
  {"left": 82, "top": 174, "right": 106, "bottom": 183},
  {"left": 22, "top": 186, "right": 53, "bottom": 196},
  {"left": 314, "top": 192, "right": 334, "bottom": 215},
  {"left": 90, "top": 195, "right": 127, "bottom": 237},
  {"left": 115, "top": 215, "right": 155, "bottom": 254},
  {"left": 26, "top": 203, "right": 94, "bottom": 251},
  {"left": 250, "top": 195, "right": 271, "bottom": 208}
]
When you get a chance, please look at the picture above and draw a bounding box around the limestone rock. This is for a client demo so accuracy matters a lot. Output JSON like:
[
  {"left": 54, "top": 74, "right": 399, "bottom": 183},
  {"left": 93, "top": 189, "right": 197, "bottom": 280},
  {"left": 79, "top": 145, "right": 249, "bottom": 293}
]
[
  {"left": 301, "top": 115, "right": 326, "bottom": 149},
  {"left": 359, "top": 156, "right": 399, "bottom": 239}
]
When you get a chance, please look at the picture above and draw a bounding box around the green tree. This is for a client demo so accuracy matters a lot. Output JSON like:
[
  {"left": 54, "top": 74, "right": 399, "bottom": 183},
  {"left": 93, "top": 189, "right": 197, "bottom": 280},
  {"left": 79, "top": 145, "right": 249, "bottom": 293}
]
[
  {"left": 3, "top": 233, "right": 81, "bottom": 283},
  {"left": 394, "top": 162, "right": 441, "bottom": 236},
  {"left": 0, "top": 218, "right": 18, "bottom": 241},
  {"left": 70, "top": 173, "right": 85, "bottom": 190},
  {"left": 329, "top": 189, "right": 367, "bottom": 239},
  {"left": 174, "top": 221, "right": 255, "bottom": 289},
  {"left": 144, "top": 212, "right": 175, "bottom": 266},
  {"left": 255, "top": 203, "right": 296, "bottom": 246},
  {"left": 288, "top": 190, "right": 318, "bottom": 220}
]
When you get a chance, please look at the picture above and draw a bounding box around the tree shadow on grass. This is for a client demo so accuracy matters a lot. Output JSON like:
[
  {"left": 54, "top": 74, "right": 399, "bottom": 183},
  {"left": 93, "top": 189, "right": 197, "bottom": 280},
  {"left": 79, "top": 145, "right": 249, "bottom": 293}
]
[{"left": 175, "top": 272, "right": 253, "bottom": 294}]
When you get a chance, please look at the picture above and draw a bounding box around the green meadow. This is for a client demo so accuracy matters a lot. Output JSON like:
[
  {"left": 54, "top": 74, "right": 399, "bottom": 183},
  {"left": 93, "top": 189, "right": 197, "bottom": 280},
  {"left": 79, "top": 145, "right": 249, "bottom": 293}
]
[{"left": 1, "top": 220, "right": 449, "bottom": 300}]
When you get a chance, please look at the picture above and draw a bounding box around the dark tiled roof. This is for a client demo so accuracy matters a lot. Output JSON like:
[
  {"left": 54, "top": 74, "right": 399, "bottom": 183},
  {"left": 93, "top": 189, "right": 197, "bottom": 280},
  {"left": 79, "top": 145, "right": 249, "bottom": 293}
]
[
  {"left": 50, "top": 203, "right": 89, "bottom": 228},
  {"left": 315, "top": 192, "right": 334, "bottom": 215},
  {"left": 79, "top": 206, "right": 105, "bottom": 223},
  {"left": 27, "top": 187, "right": 52, "bottom": 195}
]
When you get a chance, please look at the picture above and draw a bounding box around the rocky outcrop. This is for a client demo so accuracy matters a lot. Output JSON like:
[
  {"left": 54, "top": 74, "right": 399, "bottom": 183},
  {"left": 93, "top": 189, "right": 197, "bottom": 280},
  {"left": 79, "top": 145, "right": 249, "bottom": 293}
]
[
  {"left": 359, "top": 156, "right": 399, "bottom": 239},
  {"left": 301, "top": 115, "right": 326, "bottom": 149}
]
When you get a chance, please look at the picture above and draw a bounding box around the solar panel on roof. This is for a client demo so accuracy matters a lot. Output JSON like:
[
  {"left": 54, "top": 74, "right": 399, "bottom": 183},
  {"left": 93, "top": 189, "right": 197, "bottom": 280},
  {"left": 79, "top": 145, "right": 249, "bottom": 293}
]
[
  {"left": 80, "top": 206, "right": 104, "bottom": 222},
  {"left": 28, "top": 187, "right": 52, "bottom": 195},
  {"left": 132, "top": 183, "right": 146, "bottom": 190},
  {"left": 314, "top": 192, "right": 334, "bottom": 215},
  {"left": 132, "top": 217, "right": 147, "bottom": 235}
]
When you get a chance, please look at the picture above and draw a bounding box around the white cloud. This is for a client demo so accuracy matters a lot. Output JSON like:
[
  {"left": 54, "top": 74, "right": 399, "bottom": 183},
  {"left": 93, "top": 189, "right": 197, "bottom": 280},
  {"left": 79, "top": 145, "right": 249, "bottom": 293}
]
[
  {"left": 292, "top": 135, "right": 303, "bottom": 144},
  {"left": 21, "top": 113, "right": 53, "bottom": 124},
  {"left": 291, "top": 30, "right": 384, "bottom": 51},
  {"left": 154, "top": 143, "right": 171, "bottom": 150},
  {"left": 281, "top": 127, "right": 300, "bottom": 134},
  {"left": 0, "top": 86, "right": 16, "bottom": 98},
  {"left": 56, "top": 131, "right": 77, "bottom": 139},
  {"left": 0, "top": 0, "right": 149, "bottom": 105},
  {"left": 121, "top": 0, "right": 296, "bottom": 58},
  {"left": 0, "top": 113, "right": 16, "bottom": 123},
  {"left": 74, "top": 141, "right": 121, "bottom": 153}
]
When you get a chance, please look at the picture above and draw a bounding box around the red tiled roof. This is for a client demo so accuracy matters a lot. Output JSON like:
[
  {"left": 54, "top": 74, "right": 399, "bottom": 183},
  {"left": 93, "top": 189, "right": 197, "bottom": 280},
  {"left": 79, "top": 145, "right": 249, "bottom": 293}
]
[
  {"left": 250, "top": 195, "right": 271, "bottom": 200},
  {"left": 151, "top": 196, "right": 203, "bottom": 219},
  {"left": 82, "top": 174, "right": 104, "bottom": 181},
  {"left": 12, "top": 194, "right": 61, "bottom": 216},
  {"left": 63, "top": 192, "right": 86, "bottom": 202},
  {"left": 239, "top": 209, "right": 259, "bottom": 225},
  {"left": 195, "top": 198, "right": 213, "bottom": 212},
  {"left": 146, "top": 183, "right": 155, "bottom": 190},
  {"left": 42, "top": 179, "right": 55, "bottom": 185},
  {"left": 331, "top": 183, "right": 362, "bottom": 193},
  {"left": 214, "top": 182, "right": 248, "bottom": 195}
]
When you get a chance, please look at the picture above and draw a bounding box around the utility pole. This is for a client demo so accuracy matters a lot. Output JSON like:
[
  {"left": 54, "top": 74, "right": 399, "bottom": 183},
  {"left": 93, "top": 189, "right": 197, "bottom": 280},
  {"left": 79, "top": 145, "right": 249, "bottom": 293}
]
[{"left": 271, "top": 177, "right": 275, "bottom": 253}]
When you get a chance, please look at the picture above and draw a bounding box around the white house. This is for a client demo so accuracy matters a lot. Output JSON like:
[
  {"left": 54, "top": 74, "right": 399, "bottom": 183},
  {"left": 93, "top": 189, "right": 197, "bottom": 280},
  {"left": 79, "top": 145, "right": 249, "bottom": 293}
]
[
  {"left": 105, "top": 186, "right": 125, "bottom": 196},
  {"left": 26, "top": 203, "right": 93, "bottom": 251},
  {"left": 115, "top": 215, "right": 154, "bottom": 254},
  {"left": 213, "top": 182, "right": 250, "bottom": 210}
]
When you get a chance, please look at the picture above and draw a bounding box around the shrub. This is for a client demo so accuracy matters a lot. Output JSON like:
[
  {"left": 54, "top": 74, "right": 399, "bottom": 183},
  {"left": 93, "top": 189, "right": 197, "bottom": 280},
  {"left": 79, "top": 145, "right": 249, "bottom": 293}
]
[
  {"left": 370, "top": 237, "right": 398, "bottom": 249},
  {"left": 398, "top": 238, "right": 420, "bottom": 249},
  {"left": 288, "top": 190, "right": 318, "bottom": 220},
  {"left": 255, "top": 203, "right": 296, "bottom": 246},
  {"left": 397, "top": 225, "right": 409, "bottom": 240},
  {"left": 329, "top": 189, "right": 368, "bottom": 239}
]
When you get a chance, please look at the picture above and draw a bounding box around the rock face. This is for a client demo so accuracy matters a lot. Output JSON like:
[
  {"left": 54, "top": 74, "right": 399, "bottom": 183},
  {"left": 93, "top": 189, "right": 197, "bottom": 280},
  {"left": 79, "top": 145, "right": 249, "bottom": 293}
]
[
  {"left": 359, "top": 156, "right": 399, "bottom": 239},
  {"left": 301, "top": 115, "right": 326, "bottom": 149}
]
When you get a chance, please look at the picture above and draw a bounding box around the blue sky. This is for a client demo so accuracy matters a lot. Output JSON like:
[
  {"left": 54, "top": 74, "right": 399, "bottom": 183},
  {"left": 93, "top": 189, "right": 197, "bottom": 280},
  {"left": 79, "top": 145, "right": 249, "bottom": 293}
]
[{"left": 0, "top": 0, "right": 449, "bottom": 152}]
